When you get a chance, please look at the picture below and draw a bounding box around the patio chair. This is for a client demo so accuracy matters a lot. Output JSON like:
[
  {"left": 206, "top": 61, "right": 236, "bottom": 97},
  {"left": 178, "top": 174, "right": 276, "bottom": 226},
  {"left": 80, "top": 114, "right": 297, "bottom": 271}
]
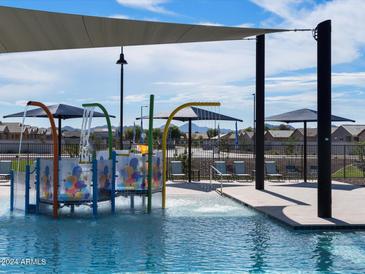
[
  {"left": 265, "top": 161, "right": 283, "bottom": 181},
  {"left": 308, "top": 165, "right": 318, "bottom": 180},
  {"left": 170, "top": 161, "right": 186, "bottom": 181},
  {"left": 0, "top": 160, "right": 11, "bottom": 182},
  {"left": 233, "top": 161, "right": 251, "bottom": 181},
  {"left": 212, "top": 161, "right": 232, "bottom": 181},
  {"left": 285, "top": 165, "right": 300, "bottom": 181}
]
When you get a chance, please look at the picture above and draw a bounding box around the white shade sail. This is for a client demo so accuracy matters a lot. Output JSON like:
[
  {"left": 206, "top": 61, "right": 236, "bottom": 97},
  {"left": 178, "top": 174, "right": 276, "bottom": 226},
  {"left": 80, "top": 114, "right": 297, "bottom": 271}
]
[{"left": 0, "top": 6, "right": 287, "bottom": 53}]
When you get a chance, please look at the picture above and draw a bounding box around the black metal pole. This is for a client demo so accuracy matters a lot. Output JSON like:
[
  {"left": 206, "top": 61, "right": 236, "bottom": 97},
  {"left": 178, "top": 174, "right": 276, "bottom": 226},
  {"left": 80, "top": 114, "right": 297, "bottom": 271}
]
[
  {"left": 304, "top": 121, "right": 307, "bottom": 182},
  {"left": 188, "top": 119, "right": 192, "bottom": 182},
  {"left": 317, "top": 20, "right": 332, "bottom": 218},
  {"left": 120, "top": 47, "right": 125, "bottom": 149},
  {"left": 58, "top": 118, "right": 62, "bottom": 158},
  {"left": 255, "top": 35, "right": 265, "bottom": 190}
]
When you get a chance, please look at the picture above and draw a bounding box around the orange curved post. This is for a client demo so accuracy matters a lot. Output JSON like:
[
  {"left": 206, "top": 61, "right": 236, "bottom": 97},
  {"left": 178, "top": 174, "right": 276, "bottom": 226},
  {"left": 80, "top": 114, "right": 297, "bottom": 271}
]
[{"left": 27, "top": 101, "right": 59, "bottom": 218}]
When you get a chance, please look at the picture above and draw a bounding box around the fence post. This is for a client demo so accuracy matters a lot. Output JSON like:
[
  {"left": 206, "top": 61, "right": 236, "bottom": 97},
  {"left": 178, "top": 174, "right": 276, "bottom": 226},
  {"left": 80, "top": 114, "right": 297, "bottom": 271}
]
[{"left": 343, "top": 145, "right": 346, "bottom": 179}]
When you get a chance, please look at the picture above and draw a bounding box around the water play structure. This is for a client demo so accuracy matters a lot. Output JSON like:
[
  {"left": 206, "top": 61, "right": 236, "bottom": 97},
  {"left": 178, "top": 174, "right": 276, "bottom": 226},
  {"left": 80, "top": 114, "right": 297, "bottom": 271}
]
[{"left": 10, "top": 96, "right": 163, "bottom": 218}]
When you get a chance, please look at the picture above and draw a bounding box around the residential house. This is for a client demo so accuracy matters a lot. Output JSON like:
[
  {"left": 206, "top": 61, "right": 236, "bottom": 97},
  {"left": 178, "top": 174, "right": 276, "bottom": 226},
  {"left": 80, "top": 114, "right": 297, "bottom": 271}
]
[
  {"left": 0, "top": 125, "right": 9, "bottom": 139},
  {"left": 265, "top": 130, "right": 294, "bottom": 142},
  {"left": 332, "top": 125, "right": 365, "bottom": 143}
]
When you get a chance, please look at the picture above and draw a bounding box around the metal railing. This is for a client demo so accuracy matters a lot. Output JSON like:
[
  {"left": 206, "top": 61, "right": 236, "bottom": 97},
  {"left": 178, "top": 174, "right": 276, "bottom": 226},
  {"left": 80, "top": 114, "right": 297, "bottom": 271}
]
[
  {"left": 209, "top": 165, "right": 223, "bottom": 194},
  {"left": 1, "top": 141, "right": 365, "bottom": 182}
]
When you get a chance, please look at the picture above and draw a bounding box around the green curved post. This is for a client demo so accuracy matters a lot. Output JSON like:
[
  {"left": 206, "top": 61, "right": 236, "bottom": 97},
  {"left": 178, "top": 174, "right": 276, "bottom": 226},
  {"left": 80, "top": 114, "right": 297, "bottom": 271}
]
[{"left": 82, "top": 103, "right": 113, "bottom": 160}]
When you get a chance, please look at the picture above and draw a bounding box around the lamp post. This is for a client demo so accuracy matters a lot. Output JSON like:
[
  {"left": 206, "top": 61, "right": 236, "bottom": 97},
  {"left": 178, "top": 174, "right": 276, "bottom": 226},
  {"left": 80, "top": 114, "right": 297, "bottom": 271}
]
[
  {"left": 140, "top": 105, "right": 148, "bottom": 143},
  {"left": 116, "top": 46, "right": 128, "bottom": 149}
]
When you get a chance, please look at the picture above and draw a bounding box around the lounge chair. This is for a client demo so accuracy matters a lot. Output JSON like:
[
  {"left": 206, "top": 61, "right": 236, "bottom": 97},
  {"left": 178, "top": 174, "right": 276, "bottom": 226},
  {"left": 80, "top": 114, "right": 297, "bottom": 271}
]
[
  {"left": 285, "top": 165, "right": 300, "bottom": 181},
  {"left": 0, "top": 160, "right": 11, "bottom": 182},
  {"left": 170, "top": 161, "right": 186, "bottom": 181},
  {"left": 212, "top": 161, "right": 232, "bottom": 181},
  {"left": 265, "top": 161, "right": 283, "bottom": 181},
  {"left": 308, "top": 165, "right": 318, "bottom": 180},
  {"left": 233, "top": 161, "right": 251, "bottom": 181}
]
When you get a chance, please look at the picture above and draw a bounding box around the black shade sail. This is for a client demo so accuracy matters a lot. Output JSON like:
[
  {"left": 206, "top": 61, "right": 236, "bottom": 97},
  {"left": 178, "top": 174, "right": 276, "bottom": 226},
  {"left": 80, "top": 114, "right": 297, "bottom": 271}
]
[
  {"left": 137, "top": 106, "right": 242, "bottom": 122},
  {"left": 265, "top": 108, "right": 354, "bottom": 123},
  {"left": 4, "top": 104, "right": 115, "bottom": 120}
]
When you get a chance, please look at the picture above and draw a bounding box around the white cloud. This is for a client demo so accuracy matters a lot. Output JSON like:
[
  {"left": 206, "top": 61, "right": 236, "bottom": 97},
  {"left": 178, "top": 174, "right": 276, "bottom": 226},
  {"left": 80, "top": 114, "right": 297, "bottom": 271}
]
[
  {"left": 116, "top": 0, "right": 175, "bottom": 15},
  {"left": 109, "top": 14, "right": 130, "bottom": 19}
]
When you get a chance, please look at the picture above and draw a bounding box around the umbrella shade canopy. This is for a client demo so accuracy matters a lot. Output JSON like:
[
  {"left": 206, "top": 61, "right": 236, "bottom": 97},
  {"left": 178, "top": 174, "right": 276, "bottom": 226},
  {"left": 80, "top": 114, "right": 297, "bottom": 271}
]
[
  {"left": 137, "top": 106, "right": 242, "bottom": 122},
  {"left": 4, "top": 104, "right": 115, "bottom": 120},
  {"left": 265, "top": 108, "right": 355, "bottom": 123},
  {"left": 0, "top": 6, "right": 287, "bottom": 53}
]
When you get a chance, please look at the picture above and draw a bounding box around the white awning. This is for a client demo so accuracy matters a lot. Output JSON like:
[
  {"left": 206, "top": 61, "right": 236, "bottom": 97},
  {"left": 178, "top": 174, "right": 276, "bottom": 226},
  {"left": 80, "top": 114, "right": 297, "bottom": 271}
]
[{"left": 0, "top": 6, "right": 287, "bottom": 53}]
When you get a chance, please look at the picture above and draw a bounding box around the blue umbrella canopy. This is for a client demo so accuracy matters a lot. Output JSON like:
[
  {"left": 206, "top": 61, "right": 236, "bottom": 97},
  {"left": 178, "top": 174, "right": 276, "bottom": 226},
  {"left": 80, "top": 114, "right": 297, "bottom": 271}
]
[
  {"left": 4, "top": 104, "right": 115, "bottom": 120},
  {"left": 265, "top": 108, "right": 354, "bottom": 123}
]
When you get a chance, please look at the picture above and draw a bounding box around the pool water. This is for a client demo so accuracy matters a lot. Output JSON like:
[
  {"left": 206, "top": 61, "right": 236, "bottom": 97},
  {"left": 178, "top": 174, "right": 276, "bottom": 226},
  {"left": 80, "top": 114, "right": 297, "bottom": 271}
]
[{"left": 1, "top": 193, "right": 365, "bottom": 273}]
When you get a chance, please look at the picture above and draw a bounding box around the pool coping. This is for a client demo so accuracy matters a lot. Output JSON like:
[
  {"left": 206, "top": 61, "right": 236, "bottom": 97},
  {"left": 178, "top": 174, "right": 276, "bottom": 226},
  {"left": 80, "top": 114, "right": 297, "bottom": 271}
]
[{"left": 218, "top": 189, "right": 365, "bottom": 231}]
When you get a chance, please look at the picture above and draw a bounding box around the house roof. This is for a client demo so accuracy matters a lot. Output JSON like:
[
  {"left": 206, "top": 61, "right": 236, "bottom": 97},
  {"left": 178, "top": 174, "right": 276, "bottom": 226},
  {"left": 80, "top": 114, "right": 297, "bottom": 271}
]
[
  {"left": 340, "top": 125, "right": 365, "bottom": 137},
  {"left": 0, "top": 125, "right": 8, "bottom": 133},
  {"left": 1, "top": 122, "right": 27, "bottom": 133},
  {"left": 266, "top": 130, "right": 294, "bottom": 138},
  {"left": 0, "top": 6, "right": 286, "bottom": 53}
]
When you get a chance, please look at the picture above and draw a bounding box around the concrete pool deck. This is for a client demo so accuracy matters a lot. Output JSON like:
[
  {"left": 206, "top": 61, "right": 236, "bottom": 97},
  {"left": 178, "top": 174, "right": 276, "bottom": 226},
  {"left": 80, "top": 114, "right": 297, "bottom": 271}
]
[{"left": 167, "top": 180, "right": 365, "bottom": 230}]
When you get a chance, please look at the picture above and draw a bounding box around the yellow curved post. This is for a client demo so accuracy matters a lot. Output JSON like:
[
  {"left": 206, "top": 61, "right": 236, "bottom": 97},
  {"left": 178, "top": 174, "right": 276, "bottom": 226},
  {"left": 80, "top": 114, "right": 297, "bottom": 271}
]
[{"left": 162, "top": 102, "right": 221, "bottom": 208}]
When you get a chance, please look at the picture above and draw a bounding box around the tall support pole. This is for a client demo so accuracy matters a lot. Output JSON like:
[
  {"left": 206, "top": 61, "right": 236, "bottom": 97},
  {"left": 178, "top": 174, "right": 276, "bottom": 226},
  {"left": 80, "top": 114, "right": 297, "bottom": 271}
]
[
  {"left": 188, "top": 119, "right": 192, "bottom": 183},
  {"left": 303, "top": 121, "right": 307, "bottom": 182},
  {"left": 255, "top": 35, "right": 265, "bottom": 190},
  {"left": 147, "top": 95, "right": 154, "bottom": 213},
  {"left": 317, "top": 20, "right": 332, "bottom": 218}
]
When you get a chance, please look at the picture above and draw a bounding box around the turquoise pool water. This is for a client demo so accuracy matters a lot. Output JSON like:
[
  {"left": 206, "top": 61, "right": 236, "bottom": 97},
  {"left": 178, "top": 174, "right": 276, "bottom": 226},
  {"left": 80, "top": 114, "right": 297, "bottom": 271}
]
[{"left": 1, "top": 192, "right": 365, "bottom": 273}]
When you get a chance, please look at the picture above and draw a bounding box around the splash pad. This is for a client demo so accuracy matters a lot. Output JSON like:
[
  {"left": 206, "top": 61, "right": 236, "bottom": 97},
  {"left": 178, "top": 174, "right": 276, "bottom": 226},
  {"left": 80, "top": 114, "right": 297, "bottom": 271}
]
[{"left": 10, "top": 97, "right": 163, "bottom": 218}]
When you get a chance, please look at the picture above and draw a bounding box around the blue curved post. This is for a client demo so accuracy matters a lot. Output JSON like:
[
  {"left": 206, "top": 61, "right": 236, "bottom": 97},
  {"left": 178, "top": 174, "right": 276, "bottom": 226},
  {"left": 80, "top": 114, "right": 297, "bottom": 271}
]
[
  {"left": 111, "top": 151, "right": 116, "bottom": 213},
  {"left": 92, "top": 159, "right": 98, "bottom": 217},
  {"left": 36, "top": 159, "right": 40, "bottom": 214},
  {"left": 25, "top": 165, "right": 30, "bottom": 214},
  {"left": 10, "top": 170, "right": 14, "bottom": 211}
]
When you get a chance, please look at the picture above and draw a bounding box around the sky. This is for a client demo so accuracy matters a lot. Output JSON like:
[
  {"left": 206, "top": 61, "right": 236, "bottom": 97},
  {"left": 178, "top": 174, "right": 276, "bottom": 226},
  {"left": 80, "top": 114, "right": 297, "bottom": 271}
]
[{"left": 0, "top": 0, "right": 365, "bottom": 130}]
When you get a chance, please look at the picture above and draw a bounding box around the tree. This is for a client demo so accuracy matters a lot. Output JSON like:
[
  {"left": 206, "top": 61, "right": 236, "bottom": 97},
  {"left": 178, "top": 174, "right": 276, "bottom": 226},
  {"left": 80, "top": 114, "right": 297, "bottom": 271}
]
[
  {"left": 124, "top": 126, "right": 141, "bottom": 142},
  {"left": 279, "top": 124, "right": 290, "bottom": 130},
  {"left": 168, "top": 125, "right": 181, "bottom": 141},
  {"left": 244, "top": 127, "right": 253, "bottom": 132},
  {"left": 207, "top": 128, "right": 218, "bottom": 139}
]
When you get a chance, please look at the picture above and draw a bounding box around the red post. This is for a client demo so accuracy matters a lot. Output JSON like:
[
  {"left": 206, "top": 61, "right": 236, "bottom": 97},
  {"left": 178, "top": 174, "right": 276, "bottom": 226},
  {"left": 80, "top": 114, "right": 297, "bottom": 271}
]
[{"left": 27, "top": 101, "right": 59, "bottom": 218}]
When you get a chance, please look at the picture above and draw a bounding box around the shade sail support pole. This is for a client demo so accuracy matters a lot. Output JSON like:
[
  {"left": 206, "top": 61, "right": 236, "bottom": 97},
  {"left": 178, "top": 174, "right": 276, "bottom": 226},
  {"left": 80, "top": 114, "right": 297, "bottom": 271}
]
[
  {"left": 255, "top": 34, "right": 265, "bottom": 190},
  {"left": 316, "top": 20, "right": 332, "bottom": 218}
]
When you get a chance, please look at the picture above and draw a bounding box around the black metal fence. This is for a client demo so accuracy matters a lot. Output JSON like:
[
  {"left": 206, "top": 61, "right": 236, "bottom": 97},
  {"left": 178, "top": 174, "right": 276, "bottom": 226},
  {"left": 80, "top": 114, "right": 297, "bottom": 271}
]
[{"left": 2, "top": 141, "right": 365, "bottom": 181}]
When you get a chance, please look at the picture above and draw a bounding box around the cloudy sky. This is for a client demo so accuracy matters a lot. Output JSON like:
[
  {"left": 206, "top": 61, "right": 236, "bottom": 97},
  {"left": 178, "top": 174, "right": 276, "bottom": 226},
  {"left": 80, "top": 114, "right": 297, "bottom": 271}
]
[{"left": 0, "top": 0, "right": 365, "bottom": 129}]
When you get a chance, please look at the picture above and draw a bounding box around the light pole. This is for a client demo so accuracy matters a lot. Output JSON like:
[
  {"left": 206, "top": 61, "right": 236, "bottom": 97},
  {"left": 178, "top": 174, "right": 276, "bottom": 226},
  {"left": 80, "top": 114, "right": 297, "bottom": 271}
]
[
  {"left": 116, "top": 46, "right": 128, "bottom": 149},
  {"left": 140, "top": 105, "right": 148, "bottom": 143}
]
